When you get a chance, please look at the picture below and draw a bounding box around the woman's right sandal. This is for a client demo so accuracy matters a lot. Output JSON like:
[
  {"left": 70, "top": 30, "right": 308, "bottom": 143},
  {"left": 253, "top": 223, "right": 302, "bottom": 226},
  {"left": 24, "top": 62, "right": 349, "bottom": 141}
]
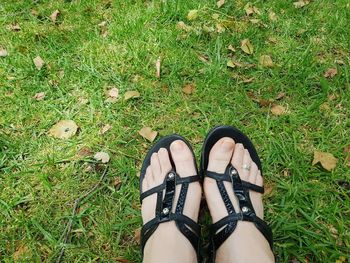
[{"left": 200, "top": 125, "right": 273, "bottom": 262}]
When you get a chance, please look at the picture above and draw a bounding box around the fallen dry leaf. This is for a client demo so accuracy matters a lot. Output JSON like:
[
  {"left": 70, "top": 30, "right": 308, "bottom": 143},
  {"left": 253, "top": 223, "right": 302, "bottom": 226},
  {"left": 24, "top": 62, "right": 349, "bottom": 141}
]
[
  {"left": 177, "top": 21, "right": 190, "bottom": 31},
  {"left": 312, "top": 150, "right": 338, "bottom": 171},
  {"left": 113, "top": 177, "right": 122, "bottom": 189},
  {"left": 105, "top": 87, "right": 119, "bottom": 103},
  {"left": 0, "top": 49, "right": 8, "bottom": 57},
  {"left": 227, "top": 60, "right": 236, "bottom": 68},
  {"left": 182, "top": 83, "right": 195, "bottom": 94},
  {"left": 227, "top": 45, "right": 236, "bottom": 52},
  {"left": 134, "top": 228, "right": 141, "bottom": 245},
  {"left": 217, "top": 0, "right": 225, "bottom": 8},
  {"left": 241, "top": 39, "right": 254, "bottom": 55},
  {"left": 77, "top": 146, "right": 93, "bottom": 157},
  {"left": 124, "top": 90, "right": 140, "bottom": 100},
  {"left": 187, "top": 9, "right": 198, "bottom": 20},
  {"left": 33, "top": 92, "right": 45, "bottom": 101},
  {"left": 324, "top": 68, "right": 337, "bottom": 78},
  {"left": 216, "top": 23, "right": 225, "bottom": 33},
  {"left": 244, "top": 4, "right": 260, "bottom": 16},
  {"left": 50, "top": 10, "right": 60, "bottom": 22},
  {"left": 198, "top": 54, "right": 209, "bottom": 63},
  {"left": 33, "top": 56, "right": 45, "bottom": 70},
  {"left": 13, "top": 245, "right": 29, "bottom": 261},
  {"left": 156, "top": 57, "right": 161, "bottom": 78},
  {"left": 271, "top": 105, "right": 287, "bottom": 116},
  {"left": 212, "top": 13, "right": 220, "bottom": 20},
  {"left": 269, "top": 11, "right": 277, "bottom": 21},
  {"left": 116, "top": 258, "right": 134, "bottom": 263},
  {"left": 139, "top": 127, "right": 158, "bottom": 142},
  {"left": 99, "top": 124, "right": 112, "bottom": 135},
  {"left": 344, "top": 144, "right": 350, "bottom": 167},
  {"left": 259, "top": 55, "right": 274, "bottom": 67},
  {"left": 275, "top": 92, "right": 286, "bottom": 100},
  {"left": 94, "top": 151, "right": 110, "bottom": 163},
  {"left": 293, "top": 0, "right": 310, "bottom": 8},
  {"left": 48, "top": 120, "right": 78, "bottom": 139},
  {"left": 8, "top": 24, "right": 21, "bottom": 31}
]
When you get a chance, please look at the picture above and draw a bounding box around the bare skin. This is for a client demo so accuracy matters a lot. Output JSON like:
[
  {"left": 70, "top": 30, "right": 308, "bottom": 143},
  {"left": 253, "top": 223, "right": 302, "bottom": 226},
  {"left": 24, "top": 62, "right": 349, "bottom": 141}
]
[
  {"left": 141, "top": 140, "right": 202, "bottom": 263},
  {"left": 204, "top": 137, "right": 275, "bottom": 263}
]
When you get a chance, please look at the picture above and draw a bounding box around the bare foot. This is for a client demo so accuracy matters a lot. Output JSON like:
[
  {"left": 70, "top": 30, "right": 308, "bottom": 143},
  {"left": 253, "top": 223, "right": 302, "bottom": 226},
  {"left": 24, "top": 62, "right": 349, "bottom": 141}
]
[
  {"left": 204, "top": 138, "right": 274, "bottom": 263},
  {"left": 141, "top": 140, "right": 202, "bottom": 263}
]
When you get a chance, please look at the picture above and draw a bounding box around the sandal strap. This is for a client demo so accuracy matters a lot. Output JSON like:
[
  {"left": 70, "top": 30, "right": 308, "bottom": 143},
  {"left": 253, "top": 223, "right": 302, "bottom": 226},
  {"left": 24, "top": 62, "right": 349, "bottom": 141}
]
[
  {"left": 140, "top": 175, "right": 199, "bottom": 202},
  {"left": 207, "top": 165, "right": 273, "bottom": 255},
  {"left": 206, "top": 170, "right": 264, "bottom": 193},
  {"left": 140, "top": 171, "right": 201, "bottom": 259}
]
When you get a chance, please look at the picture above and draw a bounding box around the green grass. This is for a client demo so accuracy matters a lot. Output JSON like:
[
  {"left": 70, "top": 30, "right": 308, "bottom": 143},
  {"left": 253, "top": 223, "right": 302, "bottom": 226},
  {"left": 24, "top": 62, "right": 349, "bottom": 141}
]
[{"left": 1, "top": 0, "right": 349, "bottom": 262}]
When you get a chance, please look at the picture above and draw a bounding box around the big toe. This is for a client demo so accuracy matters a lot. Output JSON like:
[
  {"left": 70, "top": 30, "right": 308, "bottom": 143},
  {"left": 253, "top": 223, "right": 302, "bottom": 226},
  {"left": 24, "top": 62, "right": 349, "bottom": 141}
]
[
  {"left": 207, "top": 137, "right": 235, "bottom": 173},
  {"left": 170, "top": 140, "right": 197, "bottom": 177}
]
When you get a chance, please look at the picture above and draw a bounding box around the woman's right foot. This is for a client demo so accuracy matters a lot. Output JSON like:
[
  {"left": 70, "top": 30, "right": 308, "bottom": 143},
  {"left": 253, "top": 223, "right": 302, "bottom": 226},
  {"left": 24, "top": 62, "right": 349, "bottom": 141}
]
[{"left": 204, "top": 137, "right": 274, "bottom": 263}]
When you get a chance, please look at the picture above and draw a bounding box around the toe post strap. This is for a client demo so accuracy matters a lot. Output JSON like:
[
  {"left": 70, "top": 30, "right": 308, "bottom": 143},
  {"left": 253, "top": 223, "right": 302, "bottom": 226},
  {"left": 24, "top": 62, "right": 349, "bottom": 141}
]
[{"left": 140, "top": 170, "right": 201, "bottom": 259}]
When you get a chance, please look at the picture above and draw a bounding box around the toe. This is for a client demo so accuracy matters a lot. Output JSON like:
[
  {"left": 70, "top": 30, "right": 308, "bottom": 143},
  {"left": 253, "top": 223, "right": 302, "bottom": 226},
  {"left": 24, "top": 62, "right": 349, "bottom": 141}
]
[
  {"left": 170, "top": 140, "right": 197, "bottom": 177},
  {"left": 207, "top": 137, "right": 235, "bottom": 173},
  {"left": 249, "top": 162, "right": 258, "bottom": 184},
  {"left": 231, "top": 143, "right": 244, "bottom": 168},
  {"left": 240, "top": 149, "right": 252, "bottom": 181},
  {"left": 158, "top": 148, "right": 172, "bottom": 176},
  {"left": 150, "top": 153, "right": 161, "bottom": 182}
]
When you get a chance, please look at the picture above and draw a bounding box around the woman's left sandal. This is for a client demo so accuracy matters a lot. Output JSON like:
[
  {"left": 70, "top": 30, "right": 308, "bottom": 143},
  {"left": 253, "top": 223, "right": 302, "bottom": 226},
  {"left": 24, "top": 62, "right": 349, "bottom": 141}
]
[{"left": 139, "top": 134, "right": 201, "bottom": 262}]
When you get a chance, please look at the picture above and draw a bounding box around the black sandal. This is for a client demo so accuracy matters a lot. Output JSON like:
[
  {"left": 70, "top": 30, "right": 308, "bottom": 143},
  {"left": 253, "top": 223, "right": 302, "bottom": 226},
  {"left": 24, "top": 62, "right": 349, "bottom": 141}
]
[
  {"left": 139, "top": 134, "right": 201, "bottom": 262},
  {"left": 200, "top": 126, "right": 273, "bottom": 262}
]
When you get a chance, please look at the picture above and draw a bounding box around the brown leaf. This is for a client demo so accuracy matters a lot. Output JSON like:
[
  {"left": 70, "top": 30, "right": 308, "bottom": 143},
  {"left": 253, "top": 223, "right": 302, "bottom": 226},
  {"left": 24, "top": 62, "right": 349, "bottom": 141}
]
[
  {"left": 344, "top": 144, "right": 350, "bottom": 167},
  {"left": 94, "top": 151, "right": 110, "bottom": 163},
  {"left": 124, "top": 90, "right": 140, "bottom": 100},
  {"left": 244, "top": 4, "right": 260, "bottom": 16},
  {"left": 113, "top": 177, "right": 122, "bottom": 189},
  {"left": 198, "top": 54, "right": 209, "bottom": 63},
  {"left": 99, "top": 124, "right": 112, "bottom": 135},
  {"left": 33, "top": 56, "right": 45, "bottom": 70},
  {"left": 116, "top": 258, "right": 134, "bottom": 263},
  {"left": 259, "top": 55, "right": 274, "bottom": 67},
  {"left": 105, "top": 87, "right": 119, "bottom": 103},
  {"left": 13, "top": 245, "right": 29, "bottom": 261},
  {"left": 324, "top": 68, "right": 337, "bottom": 78},
  {"left": 77, "top": 146, "right": 93, "bottom": 157},
  {"left": 275, "top": 92, "right": 286, "bottom": 100},
  {"left": 176, "top": 21, "right": 190, "bottom": 31},
  {"left": 156, "top": 57, "right": 161, "bottom": 78},
  {"left": 48, "top": 120, "right": 78, "bottom": 139},
  {"left": 187, "top": 9, "right": 198, "bottom": 21},
  {"left": 50, "top": 10, "right": 60, "bottom": 22},
  {"left": 293, "top": 0, "right": 310, "bottom": 8},
  {"left": 242, "top": 77, "right": 254, "bottom": 83},
  {"left": 139, "top": 127, "right": 158, "bottom": 142},
  {"left": 312, "top": 151, "right": 338, "bottom": 171},
  {"left": 8, "top": 24, "right": 21, "bottom": 31},
  {"left": 217, "top": 0, "right": 225, "bottom": 8},
  {"left": 134, "top": 228, "right": 141, "bottom": 245},
  {"left": 33, "top": 92, "right": 45, "bottom": 101},
  {"left": 0, "top": 48, "right": 8, "bottom": 57},
  {"left": 271, "top": 105, "right": 287, "bottom": 116},
  {"left": 258, "top": 99, "right": 274, "bottom": 107},
  {"left": 182, "top": 83, "right": 195, "bottom": 94},
  {"left": 241, "top": 39, "right": 254, "bottom": 55}
]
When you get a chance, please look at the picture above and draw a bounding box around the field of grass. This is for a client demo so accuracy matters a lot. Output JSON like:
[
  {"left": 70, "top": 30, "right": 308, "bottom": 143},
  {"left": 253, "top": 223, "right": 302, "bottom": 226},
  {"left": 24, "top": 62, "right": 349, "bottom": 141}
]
[{"left": 1, "top": 0, "right": 349, "bottom": 262}]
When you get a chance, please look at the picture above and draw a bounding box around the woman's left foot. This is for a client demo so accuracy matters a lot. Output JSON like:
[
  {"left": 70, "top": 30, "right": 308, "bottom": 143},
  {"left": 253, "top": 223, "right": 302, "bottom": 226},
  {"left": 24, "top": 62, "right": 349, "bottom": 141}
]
[{"left": 141, "top": 140, "right": 202, "bottom": 263}]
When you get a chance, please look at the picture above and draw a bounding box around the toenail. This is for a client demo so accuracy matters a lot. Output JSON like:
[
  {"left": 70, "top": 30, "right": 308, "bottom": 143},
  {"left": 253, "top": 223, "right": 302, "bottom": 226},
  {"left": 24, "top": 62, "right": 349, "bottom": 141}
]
[
  {"left": 172, "top": 141, "right": 183, "bottom": 150},
  {"left": 221, "top": 139, "right": 234, "bottom": 150}
]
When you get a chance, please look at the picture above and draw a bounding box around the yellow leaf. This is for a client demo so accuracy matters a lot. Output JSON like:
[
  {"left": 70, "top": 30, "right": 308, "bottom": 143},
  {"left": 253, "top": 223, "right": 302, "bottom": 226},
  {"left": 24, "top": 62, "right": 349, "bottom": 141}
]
[
  {"left": 271, "top": 105, "right": 287, "bottom": 116},
  {"left": 139, "top": 127, "right": 158, "bottom": 142},
  {"left": 259, "top": 55, "right": 274, "bottom": 67},
  {"left": 312, "top": 151, "right": 338, "bottom": 171},
  {"left": 99, "top": 124, "right": 112, "bottom": 135},
  {"left": 187, "top": 9, "right": 198, "bottom": 20},
  {"left": 217, "top": 0, "right": 225, "bottom": 8},
  {"left": 227, "top": 45, "right": 236, "bottom": 52},
  {"left": 269, "top": 11, "right": 277, "bottom": 21},
  {"left": 227, "top": 60, "right": 236, "bottom": 68},
  {"left": 48, "top": 120, "right": 78, "bottom": 139},
  {"left": 124, "top": 91, "right": 140, "bottom": 100},
  {"left": 33, "top": 56, "right": 45, "bottom": 70},
  {"left": 240, "top": 39, "right": 254, "bottom": 54},
  {"left": 94, "top": 151, "right": 110, "bottom": 163}
]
